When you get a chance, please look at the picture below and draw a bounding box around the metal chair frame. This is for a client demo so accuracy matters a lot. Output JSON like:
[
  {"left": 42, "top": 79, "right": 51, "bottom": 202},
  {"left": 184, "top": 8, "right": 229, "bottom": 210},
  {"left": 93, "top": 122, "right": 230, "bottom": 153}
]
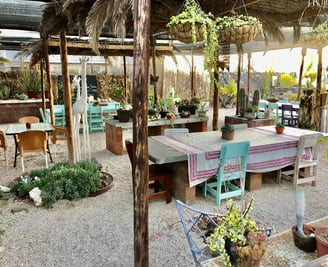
[{"left": 176, "top": 200, "right": 219, "bottom": 267}]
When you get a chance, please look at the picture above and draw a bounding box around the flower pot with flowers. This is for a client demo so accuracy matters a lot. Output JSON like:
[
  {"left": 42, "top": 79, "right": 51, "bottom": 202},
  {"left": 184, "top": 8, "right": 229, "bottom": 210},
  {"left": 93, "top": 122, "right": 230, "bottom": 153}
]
[
  {"left": 243, "top": 105, "right": 258, "bottom": 120},
  {"left": 206, "top": 198, "right": 266, "bottom": 267}
]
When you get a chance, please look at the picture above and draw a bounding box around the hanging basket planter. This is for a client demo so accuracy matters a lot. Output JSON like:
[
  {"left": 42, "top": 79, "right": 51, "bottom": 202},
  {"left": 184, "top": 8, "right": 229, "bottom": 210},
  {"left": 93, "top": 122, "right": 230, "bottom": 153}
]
[
  {"left": 167, "top": 0, "right": 212, "bottom": 44},
  {"left": 169, "top": 23, "right": 204, "bottom": 43},
  {"left": 216, "top": 13, "right": 262, "bottom": 45},
  {"left": 301, "top": 21, "right": 328, "bottom": 48},
  {"left": 222, "top": 24, "right": 261, "bottom": 44}
]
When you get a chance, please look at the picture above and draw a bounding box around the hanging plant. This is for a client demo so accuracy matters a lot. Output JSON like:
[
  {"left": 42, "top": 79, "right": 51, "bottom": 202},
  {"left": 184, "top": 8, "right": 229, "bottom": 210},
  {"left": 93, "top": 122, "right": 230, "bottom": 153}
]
[
  {"left": 301, "top": 21, "right": 328, "bottom": 47},
  {"left": 167, "top": 0, "right": 213, "bottom": 44},
  {"left": 216, "top": 13, "right": 262, "bottom": 45}
]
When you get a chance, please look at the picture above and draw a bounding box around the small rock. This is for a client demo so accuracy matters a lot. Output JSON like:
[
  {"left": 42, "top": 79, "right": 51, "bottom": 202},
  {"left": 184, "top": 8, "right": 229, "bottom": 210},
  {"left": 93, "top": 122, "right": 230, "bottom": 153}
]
[
  {"left": 0, "top": 186, "right": 10, "bottom": 193},
  {"left": 29, "top": 187, "right": 42, "bottom": 207}
]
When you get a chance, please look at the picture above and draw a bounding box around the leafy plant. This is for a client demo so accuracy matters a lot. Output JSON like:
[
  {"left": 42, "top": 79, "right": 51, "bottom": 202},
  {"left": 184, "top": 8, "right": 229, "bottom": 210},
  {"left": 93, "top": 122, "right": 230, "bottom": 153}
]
[
  {"left": 206, "top": 198, "right": 265, "bottom": 267},
  {"left": 10, "top": 160, "right": 102, "bottom": 208},
  {"left": 279, "top": 73, "right": 297, "bottom": 88},
  {"left": 23, "top": 68, "right": 42, "bottom": 94},
  {"left": 216, "top": 13, "right": 262, "bottom": 31},
  {"left": 221, "top": 123, "right": 235, "bottom": 133},
  {"left": 244, "top": 105, "right": 258, "bottom": 113},
  {"left": 275, "top": 122, "right": 285, "bottom": 128},
  {"left": 0, "top": 85, "right": 11, "bottom": 97}
]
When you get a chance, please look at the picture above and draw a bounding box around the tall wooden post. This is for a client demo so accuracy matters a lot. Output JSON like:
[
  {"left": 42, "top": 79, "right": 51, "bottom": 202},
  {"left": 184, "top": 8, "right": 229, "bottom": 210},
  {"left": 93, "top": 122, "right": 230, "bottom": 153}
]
[
  {"left": 297, "top": 47, "right": 306, "bottom": 101},
  {"left": 44, "top": 40, "right": 55, "bottom": 125},
  {"left": 191, "top": 52, "right": 196, "bottom": 97},
  {"left": 247, "top": 52, "right": 251, "bottom": 97},
  {"left": 314, "top": 47, "right": 323, "bottom": 131},
  {"left": 133, "top": 0, "right": 150, "bottom": 266},
  {"left": 40, "top": 63, "right": 47, "bottom": 115},
  {"left": 212, "top": 58, "right": 220, "bottom": 131},
  {"left": 151, "top": 36, "right": 158, "bottom": 106},
  {"left": 123, "top": 56, "right": 127, "bottom": 97},
  {"left": 60, "top": 30, "right": 76, "bottom": 164},
  {"left": 236, "top": 46, "right": 242, "bottom": 115}
]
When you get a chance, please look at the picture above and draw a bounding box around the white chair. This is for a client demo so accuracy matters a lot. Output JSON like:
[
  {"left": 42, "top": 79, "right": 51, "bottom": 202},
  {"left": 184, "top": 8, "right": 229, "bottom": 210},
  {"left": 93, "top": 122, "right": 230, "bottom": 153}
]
[
  {"left": 278, "top": 133, "right": 322, "bottom": 189},
  {"left": 164, "top": 128, "right": 189, "bottom": 135}
]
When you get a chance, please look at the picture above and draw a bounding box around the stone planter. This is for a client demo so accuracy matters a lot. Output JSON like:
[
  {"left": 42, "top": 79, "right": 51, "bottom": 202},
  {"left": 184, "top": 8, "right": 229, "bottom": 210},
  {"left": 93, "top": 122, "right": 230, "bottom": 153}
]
[{"left": 244, "top": 112, "right": 256, "bottom": 120}]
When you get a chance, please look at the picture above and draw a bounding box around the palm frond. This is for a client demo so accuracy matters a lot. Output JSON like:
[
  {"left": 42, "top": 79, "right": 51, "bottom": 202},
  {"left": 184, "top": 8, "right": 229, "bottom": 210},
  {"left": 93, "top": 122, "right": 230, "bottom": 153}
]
[
  {"left": 86, "top": 0, "right": 114, "bottom": 54},
  {"left": 0, "top": 56, "right": 11, "bottom": 63}
]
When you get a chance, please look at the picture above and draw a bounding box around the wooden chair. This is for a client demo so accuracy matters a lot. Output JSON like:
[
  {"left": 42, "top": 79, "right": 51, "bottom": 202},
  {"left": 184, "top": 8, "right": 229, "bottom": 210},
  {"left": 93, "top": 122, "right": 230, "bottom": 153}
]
[
  {"left": 281, "top": 104, "right": 298, "bottom": 127},
  {"left": 278, "top": 133, "right": 322, "bottom": 189},
  {"left": 203, "top": 141, "right": 251, "bottom": 206},
  {"left": 54, "top": 104, "right": 65, "bottom": 126},
  {"left": 50, "top": 126, "right": 68, "bottom": 157},
  {"left": 176, "top": 199, "right": 219, "bottom": 266},
  {"left": 125, "top": 140, "right": 172, "bottom": 203},
  {"left": 18, "top": 116, "right": 40, "bottom": 124},
  {"left": 0, "top": 130, "right": 8, "bottom": 166},
  {"left": 17, "top": 130, "right": 48, "bottom": 172}
]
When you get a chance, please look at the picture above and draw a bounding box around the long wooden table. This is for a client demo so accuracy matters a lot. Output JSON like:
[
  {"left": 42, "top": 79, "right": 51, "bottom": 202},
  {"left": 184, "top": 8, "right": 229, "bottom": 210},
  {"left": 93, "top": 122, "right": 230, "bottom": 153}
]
[
  {"left": 105, "top": 115, "right": 208, "bottom": 155},
  {"left": 148, "top": 126, "right": 318, "bottom": 204}
]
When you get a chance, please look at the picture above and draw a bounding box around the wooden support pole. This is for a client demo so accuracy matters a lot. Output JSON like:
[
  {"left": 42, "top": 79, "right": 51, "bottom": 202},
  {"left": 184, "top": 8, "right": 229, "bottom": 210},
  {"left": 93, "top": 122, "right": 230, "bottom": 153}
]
[
  {"left": 133, "top": 0, "right": 150, "bottom": 266},
  {"left": 60, "top": 30, "right": 76, "bottom": 164},
  {"left": 236, "top": 46, "right": 242, "bottom": 115},
  {"left": 44, "top": 40, "right": 55, "bottom": 125},
  {"left": 315, "top": 47, "right": 323, "bottom": 131},
  {"left": 297, "top": 47, "right": 306, "bottom": 101},
  {"left": 212, "top": 57, "right": 220, "bottom": 131},
  {"left": 247, "top": 52, "right": 251, "bottom": 97},
  {"left": 151, "top": 37, "right": 158, "bottom": 106},
  {"left": 40, "top": 64, "right": 47, "bottom": 116}
]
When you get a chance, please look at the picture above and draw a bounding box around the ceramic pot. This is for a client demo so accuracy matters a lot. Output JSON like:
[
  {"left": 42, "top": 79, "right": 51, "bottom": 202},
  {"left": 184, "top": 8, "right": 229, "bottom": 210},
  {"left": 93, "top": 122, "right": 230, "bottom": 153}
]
[
  {"left": 117, "top": 109, "right": 131, "bottom": 122},
  {"left": 222, "top": 131, "right": 234, "bottom": 140},
  {"left": 315, "top": 227, "right": 328, "bottom": 257}
]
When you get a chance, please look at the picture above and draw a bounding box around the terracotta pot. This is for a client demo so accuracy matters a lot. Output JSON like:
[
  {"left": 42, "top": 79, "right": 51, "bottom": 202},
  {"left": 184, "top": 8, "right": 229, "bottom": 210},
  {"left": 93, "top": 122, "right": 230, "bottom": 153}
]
[
  {"left": 222, "top": 131, "right": 234, "bottom": 140},
  {"left": 315, "top": 227, "right": 328, "bottom": 257},
  {"left": 275, "top": 127, "right": 284, "bottom": 134}
]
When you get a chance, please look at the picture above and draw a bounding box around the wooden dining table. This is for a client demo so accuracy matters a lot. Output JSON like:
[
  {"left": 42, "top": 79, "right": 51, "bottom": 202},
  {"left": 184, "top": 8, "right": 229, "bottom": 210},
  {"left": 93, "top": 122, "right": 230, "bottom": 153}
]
[
  {"left": 148, "top": 126, "right": 318, "bottom": 204},
  {"left": 5, "top": 122, "right": 54, "bottom": 167}
]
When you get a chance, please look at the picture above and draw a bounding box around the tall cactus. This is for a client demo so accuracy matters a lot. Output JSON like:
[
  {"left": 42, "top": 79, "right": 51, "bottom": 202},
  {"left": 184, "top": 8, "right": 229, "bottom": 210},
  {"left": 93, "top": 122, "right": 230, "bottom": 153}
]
[
  {"left": 238, "top": 88, "right": 247, "bottom": 116},
  {"left": 253, "top": 90, "right": 260, "bottom": 107}
]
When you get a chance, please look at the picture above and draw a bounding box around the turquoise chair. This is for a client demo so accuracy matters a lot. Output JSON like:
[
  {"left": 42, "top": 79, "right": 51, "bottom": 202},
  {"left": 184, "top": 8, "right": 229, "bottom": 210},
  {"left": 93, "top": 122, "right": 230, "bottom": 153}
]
[
  {"left": 203, "top": 141, "right": 250, "bottom": 206},
  {"left": 54, "top": 105, "right": 65, "bottom": 126},
  {"left": 39, "top": 107, "right": 50, "bottom": 123},
  {"left": 257, "top": 101, "right": 267, "bottom": 118},
  {"left": 268, "top": 102, "right": 280, "bottom": 121},
  {"left": 87, "top": 106, "right": 104, "bottom": 132}
]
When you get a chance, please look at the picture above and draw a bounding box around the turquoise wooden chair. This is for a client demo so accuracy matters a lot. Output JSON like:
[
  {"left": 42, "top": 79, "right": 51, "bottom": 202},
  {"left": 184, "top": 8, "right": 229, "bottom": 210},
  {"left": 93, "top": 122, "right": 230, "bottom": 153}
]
[
  {"left": 54, "top": 105, "right": 65, "bottom": 126},
  {"left": 39, "top": 107, "right": 50, "bottom": 123},
  {"left": 257, "top": 101, "right": 267, "bottom": 118},
  {"left": 203, "top": 141, "right": 251, "bottom": 206},
  {"left": 87, "top": 106, "right": 104, "bottom": 132},
  {"left": 268, "top": 102, "right": 280, "bottom": 121}
]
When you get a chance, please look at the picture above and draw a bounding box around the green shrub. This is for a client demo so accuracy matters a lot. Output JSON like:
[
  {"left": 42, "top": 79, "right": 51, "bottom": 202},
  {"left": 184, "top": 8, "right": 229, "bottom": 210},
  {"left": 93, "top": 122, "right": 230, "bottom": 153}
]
[{"left": 12, "top": 160, "right": 102, "bottom": 208}]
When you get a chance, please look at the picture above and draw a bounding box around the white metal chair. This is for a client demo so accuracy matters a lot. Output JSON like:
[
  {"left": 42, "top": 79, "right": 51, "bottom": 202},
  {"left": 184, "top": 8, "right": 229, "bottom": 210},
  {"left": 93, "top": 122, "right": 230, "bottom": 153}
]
[
  {"left": 278, "top": 133, "right": 322, "bottom": 189},
  {"left": 164, "top": 128, "right": 189, "bottom": 135},
  {"left": 176, "top": 200, "right": 219, "bottom": 266},
  {"left": 17, "top": 130, "right": 48, "bottom": 172}
]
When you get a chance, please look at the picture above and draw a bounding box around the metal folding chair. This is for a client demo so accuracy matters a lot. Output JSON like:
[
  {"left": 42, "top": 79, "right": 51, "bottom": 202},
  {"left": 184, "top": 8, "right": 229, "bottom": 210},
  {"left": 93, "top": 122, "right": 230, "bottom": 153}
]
[
  {"left": 176, "top": 200, "right": 220, "bottom": 267},
  {"left": 203, "top": 141, "right": 251, "bottom": 206}
]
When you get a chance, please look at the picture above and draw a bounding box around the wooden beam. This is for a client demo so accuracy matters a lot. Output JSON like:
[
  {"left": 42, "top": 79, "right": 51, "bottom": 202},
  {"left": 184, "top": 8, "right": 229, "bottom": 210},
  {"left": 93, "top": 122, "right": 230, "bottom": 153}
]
[{"left": 216, "top": 0, "right": 263, "bottom": 15}]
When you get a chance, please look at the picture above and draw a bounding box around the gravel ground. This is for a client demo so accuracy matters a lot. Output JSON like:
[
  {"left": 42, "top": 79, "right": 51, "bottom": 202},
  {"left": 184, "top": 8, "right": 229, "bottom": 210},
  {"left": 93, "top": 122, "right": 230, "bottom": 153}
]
[{"left": 0, "top": 108, "right": 327, "bottom": 266}]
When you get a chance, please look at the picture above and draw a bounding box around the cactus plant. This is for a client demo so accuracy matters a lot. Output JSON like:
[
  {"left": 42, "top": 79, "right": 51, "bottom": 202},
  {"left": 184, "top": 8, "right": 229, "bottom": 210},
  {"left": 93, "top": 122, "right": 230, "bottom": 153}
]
[
  {"left": 253, "top": 90, "right": 260, "bottom": 107},
  {"left": 238, "top": 88, "right": 248, "bottom": 116}
]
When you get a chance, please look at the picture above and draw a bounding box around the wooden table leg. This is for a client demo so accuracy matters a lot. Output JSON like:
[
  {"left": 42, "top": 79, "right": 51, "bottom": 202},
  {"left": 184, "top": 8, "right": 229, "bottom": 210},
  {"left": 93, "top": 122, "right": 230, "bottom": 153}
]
[
  {"left": 166, "top": 161, "right": 196, "bottom": 204},
  {"left": 246, "top": 172, "right": 262, "bottom": 191},
  {"left": 105, "top": 123, "right": 123, "bottom": 155}
]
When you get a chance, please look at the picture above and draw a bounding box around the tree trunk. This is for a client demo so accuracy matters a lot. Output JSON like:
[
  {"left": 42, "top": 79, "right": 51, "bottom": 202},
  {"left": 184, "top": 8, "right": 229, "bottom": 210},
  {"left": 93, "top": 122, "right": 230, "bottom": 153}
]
[
  {"left": 314, "top": 48, "right": 323, "bottom": 131},
  {"left": 44, "top": 40, "right": 55, "bottom": 125},
  {"left": 60, "top": 30, "right": 76, "bottom": 164},
  {"left": 133, "top": 0, "right": 150, "bottom": 266},
  {"left": 212, "top": 57, "right": 220, "bottom": 131}
]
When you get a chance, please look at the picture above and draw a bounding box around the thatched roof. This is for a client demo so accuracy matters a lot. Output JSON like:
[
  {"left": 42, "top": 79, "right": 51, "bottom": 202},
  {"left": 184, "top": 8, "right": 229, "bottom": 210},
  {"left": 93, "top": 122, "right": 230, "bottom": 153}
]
[{"left": 1, "top": 0, "right": 328, "bottom": 58}]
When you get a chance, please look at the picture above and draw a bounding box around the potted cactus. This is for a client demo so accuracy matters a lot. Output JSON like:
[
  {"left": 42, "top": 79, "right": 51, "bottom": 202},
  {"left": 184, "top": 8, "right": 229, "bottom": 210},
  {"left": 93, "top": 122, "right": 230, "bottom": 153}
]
[{"left": 221, "top": 123, "right": 235, "bottom": 140}]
